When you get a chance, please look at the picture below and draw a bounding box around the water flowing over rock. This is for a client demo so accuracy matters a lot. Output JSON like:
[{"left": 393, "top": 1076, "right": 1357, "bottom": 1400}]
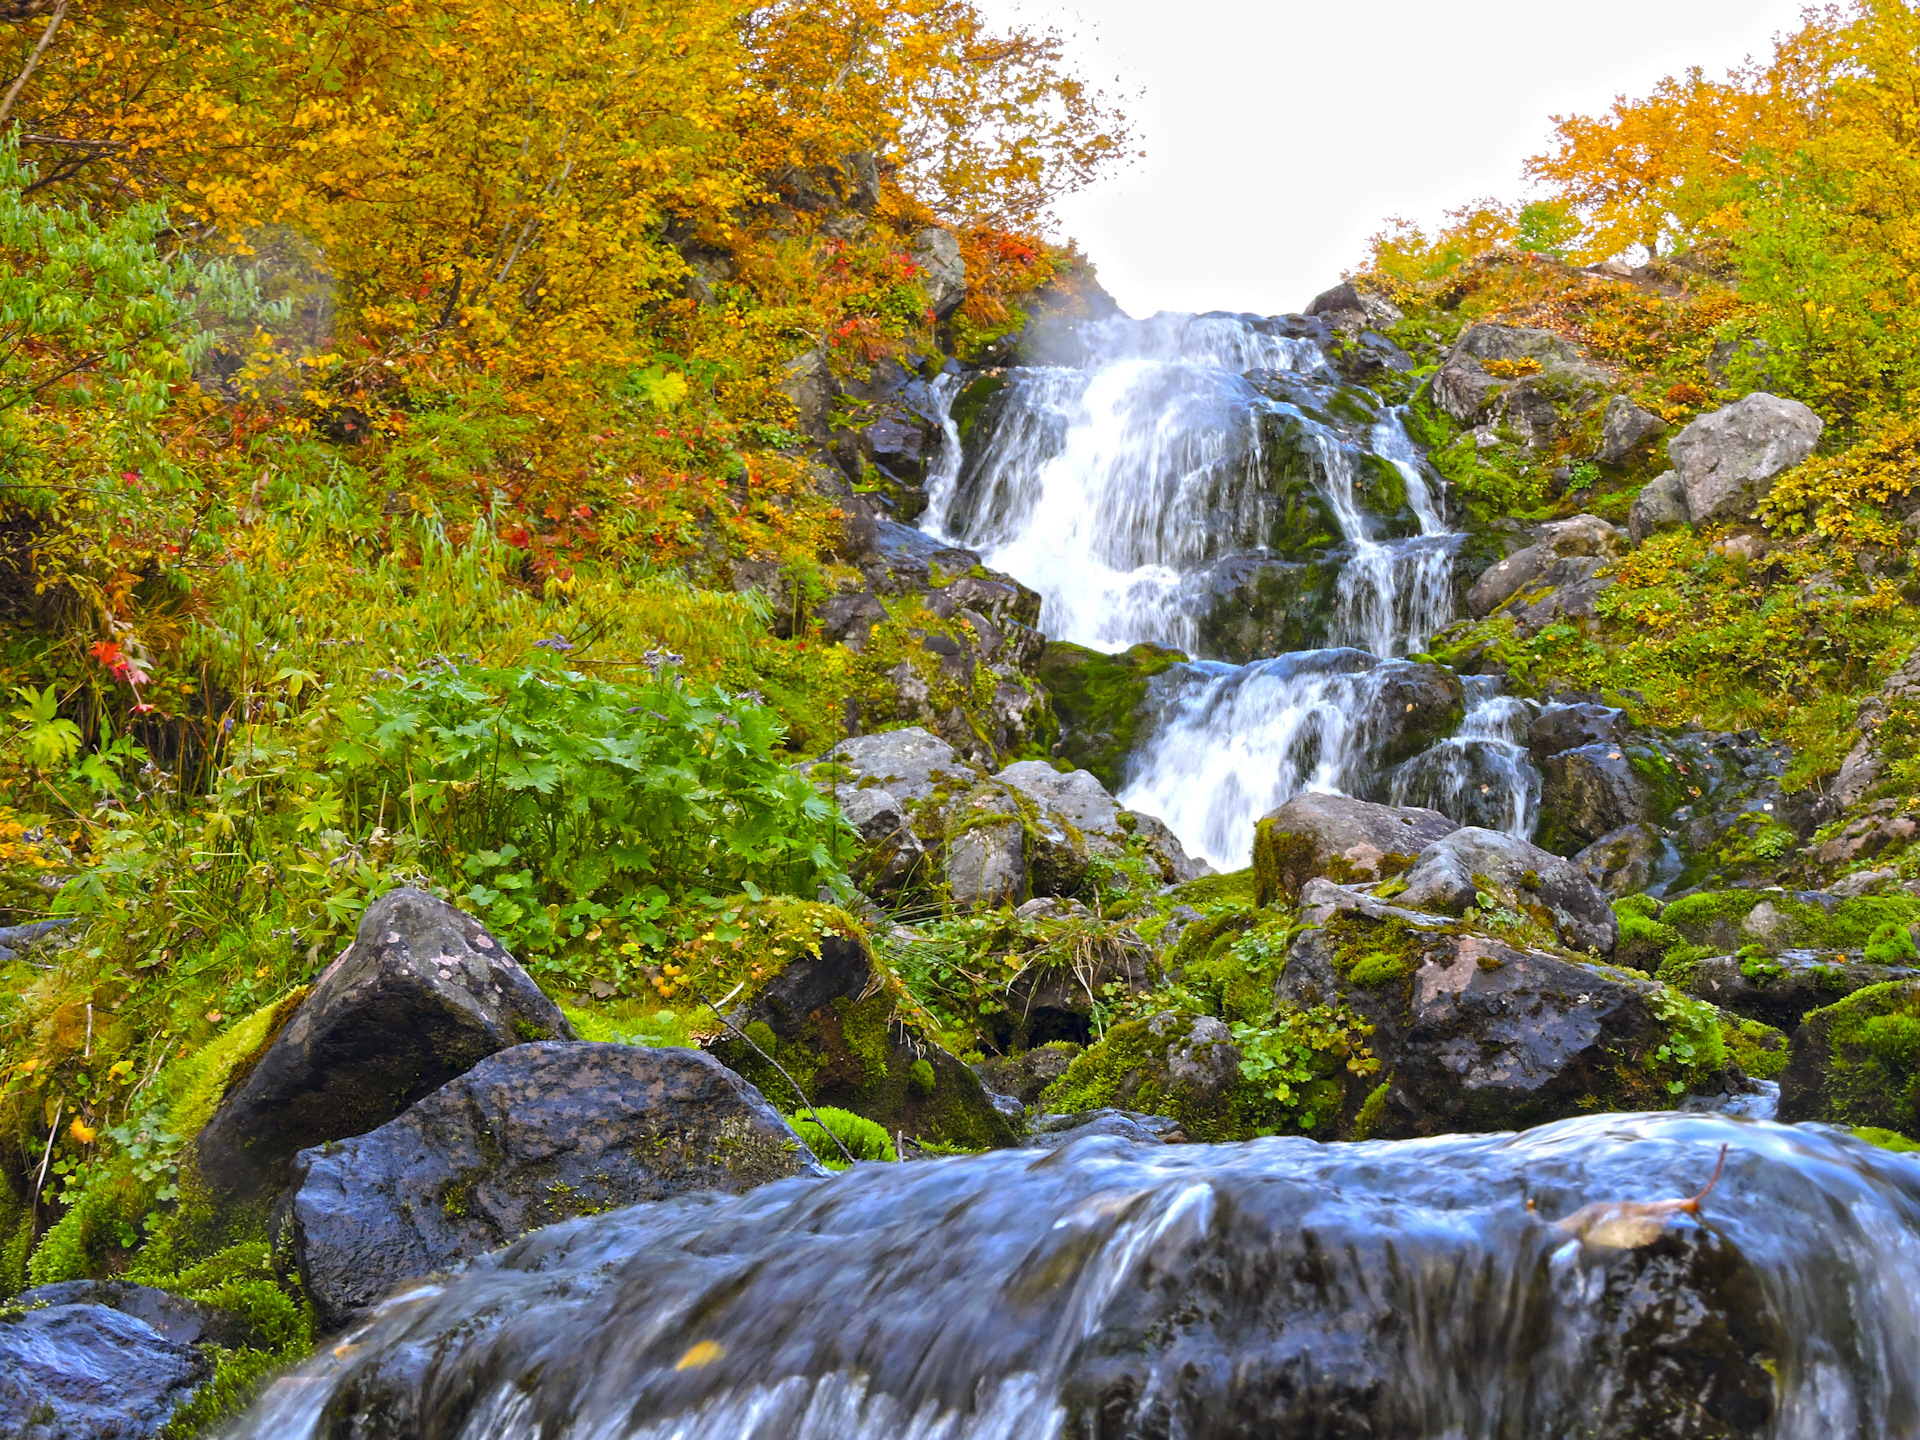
[
  {"left": 195, "top": 887, "right": 574, "bottom": 1199},
  {"left": 917, "top": 307, "right": 1543, "bottom": 867},
  {"left": 228, "top": 1114, "right": 1920, "bottom": 1440},
  {"left": 277, "top": 1042, "right": 825, "bottom": 1331}
]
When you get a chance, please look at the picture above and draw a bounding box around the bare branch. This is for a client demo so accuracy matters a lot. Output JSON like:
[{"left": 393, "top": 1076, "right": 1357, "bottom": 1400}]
[{"left": 0, "top": 0, "right": 69, "bottom": 131}]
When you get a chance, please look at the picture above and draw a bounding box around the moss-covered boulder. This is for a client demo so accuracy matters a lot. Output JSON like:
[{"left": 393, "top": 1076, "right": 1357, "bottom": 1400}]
[
  {"left": 1251, "top": 792, "right": 1457, "bottom": 906},
  {"left": 712, "top": 932, "right": 1017, "bottom": 1151},
  {"left": 1194, "top": 552, "right": 1341, "bottom": 664},
  {"left": 1034, "top": 640, "right": 1187, "bottom": 791},
  {"left": 1037, "top": 1011, "right": 1267, "bottom": 1142},
  {"left": 1777, "top": 980, "right": 1920, "bottom": 1139},
  {"left": 1684, "top": 954, "right": 1919, "bottom": 1031},
  {"left": 1277, "top": 904, "right": 1720, "bottom": 1137}
]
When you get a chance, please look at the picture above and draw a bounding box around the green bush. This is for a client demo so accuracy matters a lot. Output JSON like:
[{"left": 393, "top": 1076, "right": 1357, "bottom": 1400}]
[
  {"left": 328, "top": 657, "right": 855, "bottom": 977},
  {"left": 786, "top": 1105, "right": 897, "bottom": 1168}
]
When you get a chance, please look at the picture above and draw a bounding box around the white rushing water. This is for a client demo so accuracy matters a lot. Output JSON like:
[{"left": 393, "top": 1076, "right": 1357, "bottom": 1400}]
[{"left": 923, "top": 309, "right": 1534, "bottom": 870}]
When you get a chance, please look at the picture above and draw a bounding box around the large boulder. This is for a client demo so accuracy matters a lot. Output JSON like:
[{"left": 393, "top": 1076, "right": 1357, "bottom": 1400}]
[
  {"left": 996, "top": 760, "right": 1210, "bottom": 884},
  {"left": 1278, "top": 895, "right": 1677, "bottom": 1136},
  {"left": 1253, "top": 793, "right": 1458, "bottom": 903},
  {"left": 278, "top": 1042, "right": 824, "bottom": 1330},
  {"left": 1037, "top": 1010, "right": 1253, "bottom": 1142},
  {"left": 1536, "top": 743, "right": 1680, "bottom": 854},
  {"left": 1777, "top": 980, "right": 1920, "bottom": 1138},
  {"left": 1667, "top": 392, "right": 1822, "bottom": 526},
  {"left": 0, "top": 1301, "right": 208, "bottom": 1439},
  {"left": 1396, "top": 826, "right": 1619, "bottom": 955},
  {"left": 1466, "top": 514, "right": 1623, "bottom": 619},
  {"left": 195, "top": 888, "right": 573, "bottom": 1198},
  {"left": 804, "top": 727, "right": 974, "bottom": 808},
  {"left": 712, "top": 933, "right": 1019, "bottom": 1151},
  {"left": 1432, "top": 324, "right": 1610, "bottom": 432},
  {"left": 11, "top": 1281, "right": 260, "bottom": 1351},
  {"left": 1364, "top": 661, "right": 1466, "bottom": 764},
  {"left": 941, "top": 781, "right": 1031, "bottom": 907},
  {"left": 1683, "top": 954, "right": 1920, "bottom": 1031},
  {"left": 1035, "top": 640, "right": 1188, "bottom": 792}
]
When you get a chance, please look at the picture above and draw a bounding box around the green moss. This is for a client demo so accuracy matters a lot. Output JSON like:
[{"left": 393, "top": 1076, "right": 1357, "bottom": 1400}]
[
  {"left": 161, "top": 987, "right": 310, "bottom": 1140},
  {"left": 1326, "top": 911, "right": 1426, "bottom": 989},
  {"left": 1035, "top": 641, "right": 1187, "bottom": 791},
  {"left": 1613, "top": 903, "right": 1680, "bottom": 974},
  {"left": 1801, "top": 980, "right": 1920, "bottom": 1137},
  {"left": 561, "top": 1002, "right": 696, "bottom": 1048},
  {"left": 1039, "top": 1014, "right": 1272, "bottom": 1141},
  {"left": 1252, "top": 821, "right": 1316, "bottom": 908},
  {"left": 1721, "top": 1016, "right": 1789, "bottom": 1080},
  {"left": 907, "top": 1056, "right": 936, "bottom": 1096},
  {"left": 786, "top": 1106, "right": 896, "bottom": 1169},
  {"left": 1865, "top": 922, "right": 1920, "bottom": 966},
  {"left": 1165, "top": 867, "right": 1257, "bottom": 910},
  {"left": 1350, "top": 1081, "right": 1391, "bottom": 1141},
  {"left": 1853, "top": 1125, "right": 1920, "bottom": 1153}
]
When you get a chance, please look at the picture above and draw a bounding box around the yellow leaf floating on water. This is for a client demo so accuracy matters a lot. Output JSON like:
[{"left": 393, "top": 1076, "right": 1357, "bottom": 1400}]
[
  {"left": 1554, "top": 1143, "right": 1730, "bottom": 1249},
  {"left": 675, "top": 1340, "right": 725, "bottom": 1370}
]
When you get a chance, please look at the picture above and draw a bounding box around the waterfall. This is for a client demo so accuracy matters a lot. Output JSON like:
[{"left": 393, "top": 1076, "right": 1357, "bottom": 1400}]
[
  {"left": 920, "top": 308, "right": 1537, "bottom": 863},
  {"left": 1388, "top": 675, "right": 1540, "bottom": 835},
  {"left": 228, "top": 1115, "right": 1920, "bottom": 1440}
]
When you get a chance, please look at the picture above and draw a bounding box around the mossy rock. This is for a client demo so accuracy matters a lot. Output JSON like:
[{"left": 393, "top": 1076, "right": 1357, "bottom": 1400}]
[
  {"left": 712, "top": 932, "right": 1016, "bottom": 1151},
  {"left": 1035, "top": 640, "right": 1188, "bottom": 791},
  {"left": 1195, "top": 555, "right": 1341, "bottom": 665},
  {"left": 1038, "top": 1011, "right": 1273, "bottom": 1142},
  {"left": 1778, "top": 980, "right": 1920, "bottom": 1139},
  {"left": 1720, "top": 1016, "right": 1789, "bottom": 1080}
]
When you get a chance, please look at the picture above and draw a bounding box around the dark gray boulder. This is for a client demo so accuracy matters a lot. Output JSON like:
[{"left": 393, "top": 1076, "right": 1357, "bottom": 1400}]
[
  {"left": 1397, "top": 826, "right": 1619, "bottom": 955},
  {"left": 196, "top": 887, "right": 574, "bottom": 1199},
  {"left": 280, "top": 1042, "right": 825, "bottom": 1330},
  {"left": 1278, "top": 904, "right": 1669, "bottom": 1136},
  {"left": 1574, "top": 823, "right": 1670, "bottom": 898},
  {"left": 1022, "top": 1108, "right": 1186, "bottom": 1149},
  {"left": 1466, "top": 514, "right": 1622, "bottom": 619},
  {"left": 911, "top": 228, "right": 967, "bottom": 318},
  {"left": 1684, "top": 953, "right": 1919, "bottom": 1031},
  {"left": 12, "top": 1281, "right": 259, "bottom": 1351},
  {"left": 0, "top": 1302, "right": 207, "bottom": 1439},
  {"left": 1628, "top": 470, "right": 1692, "bottom": 543},
  {"left": 1596, "top": 396, "right": 1668, "bottom": 467},
  {"left": 1538, "top": 743, "right": 1672, "bottom": 852},
  {"left": 1529, "top": 702, "right": 1630, "bottom": 758}
]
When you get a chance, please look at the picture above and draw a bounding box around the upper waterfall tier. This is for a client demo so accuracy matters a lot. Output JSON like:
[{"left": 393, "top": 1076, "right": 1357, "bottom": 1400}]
[{"left": 923, "top": 312, "right": 1459, "bottom": 660}]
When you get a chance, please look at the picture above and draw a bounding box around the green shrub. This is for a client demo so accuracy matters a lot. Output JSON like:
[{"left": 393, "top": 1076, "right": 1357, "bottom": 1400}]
[
  {"left": 786, "top": 1105, "right": 896, "bottom": 1168},
  {"left": 328, "top": 657, "right": 855, "bottom": 978}
]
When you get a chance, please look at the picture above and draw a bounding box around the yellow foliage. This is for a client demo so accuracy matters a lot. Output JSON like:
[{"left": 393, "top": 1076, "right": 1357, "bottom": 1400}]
[{"left": 1761, "top": 412, "right": 1920, "bottom": 544}]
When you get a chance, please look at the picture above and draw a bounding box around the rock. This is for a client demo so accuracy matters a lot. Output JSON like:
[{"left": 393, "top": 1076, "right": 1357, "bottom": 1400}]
[
  {"left": 196, "top": 887, "right": 574, "bottom": 1199},
  {"left": 805, "top": 727, "right": 973, "bottom": 808},
  {"left": 1432, "top": 324, "right": 1610, "bottom": 427},
  {"left": 279, "top": 1042, "right": 824, "bottom": 1331},
  {"left": 1304, "top": 280, "right": 1403, "bottom": 330},
  {"left": 972, "top": 1042, "right": 1081, "bottom": 1107},
  {"left": 996, "top": 761, "right": 1124, "bottom": 840},
  {"left": 814, "top": 589, "right": 887, "bottom": 649},
  {"left": 1365, "top": 661, "right": 1466, "bottom": 764},
  {"left": 1831, "top": 867, "right": 1901, "bottom": 898},
  {"left": 1667, "top": 392, "right": 1822, "bottom": 526},
  {"left": 1824, "top": 647, "right": 1920, "bottom": 815},
  {"left": 1777, "top": 979, "right": 1920, "bottom": 1137},
  {"left": 1597, "top": 396, "right": 1669, "bottom": 466},
  {"left": 12, "top": 1281, "right": 260, "bottom": 1351},
  {"left": 1193, "top": 552, "right": 1341, "bottom": 664},
  {"left": 1021, "top": 1108, "right": 1187, "bottom": 1149},
  {"left": 1037, "top": 1010, "right": 1252, "bottom": 1141},
  {"left": 838, "top": 787, "right": 928, "bottom": 893},
  {"left": 1034, "top": 640, "right": 1188, "bottom": 792},
  {"left": 942, "top": 783, "right": 1029, "bottom": 907},
  {"left": 1278, "top": 916, "right": 1669, "bottom": 1135},
  {"left": 912, "top": 228, "right": 967, "bottom": 319},
  {"left": 1397, "top": 827, "right": 1619, "bottom": 955},
  {"left": 1537, "top": 743, "right": 1675, "bottom": 853},
  {"left": 0, "top": 1301, "right": 208, "bottom": 1440},
  {"left": 1684, "top": 954, "right": 1919, "bottom": 1031},
  {"left": 1528, "top": 702, "right": 1629, "bottom": 758},
  {"left": 1252, "top": 793, "right": 1458, "bottom": 903},
  {"left": 1123, "top": 810, "right": 1214, "bottom": 883},
  {"left": 713, "top": 933, "right": 1019, "bottom": 1151},
  {"left": 777, "top": 348, "right": 838, "bottom": 446},
  {"left": 1001, "top": 927, "right": 1155, "bottom": 1050},
  {"left": 1466, "top": 515, "right": 1622, "bottom": 619},
  {"left": 1573, "top": 823, "right": 1669, "bottom": 898},
  {"left": 1628, "top": 470, "right": 1692, "bottom": 543}
]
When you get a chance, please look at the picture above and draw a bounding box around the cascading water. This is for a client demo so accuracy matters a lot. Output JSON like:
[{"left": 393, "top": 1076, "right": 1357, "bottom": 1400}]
[
  {"left": 228, "top": 1115, "right": 1920, "bottom": 1440},
  {"left": 1388, "top": 674, "right": 1540, "bottom": 834},
  {"left": 923, "top": 309, "right": 1515, "bottom": 868}
]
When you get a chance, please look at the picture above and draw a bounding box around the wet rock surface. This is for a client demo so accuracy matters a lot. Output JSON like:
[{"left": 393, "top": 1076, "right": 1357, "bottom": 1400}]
[
  {"left": 227, "top": 1116, "right": 1920, "bottom": 1440},
  {"left": 279, "top": 1041, "right": 823, "bottom": 1331},
  {"left": 11, "top": 1280, "right": 260, "bottom": 1351},
  {"left": 1683, "top": 952, "right": 1920, "bottom": 1030},
  {"left": 0, "top": 1300, "right": 209, "bottom": 1440},
  {"left": 195, "top": 887, "right": 574, "bottom": 1199},
  {"left": 1253, "top": 792, "right": 1458, "bottom": 899},
  {"left": 1397, "top": 826, "right": 1620, "bottom": 955}
]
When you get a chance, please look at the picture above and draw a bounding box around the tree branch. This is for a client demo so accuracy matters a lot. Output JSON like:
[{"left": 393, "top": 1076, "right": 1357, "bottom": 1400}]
[{"left": 0, "top": 0, "right": 69, "bottom": 132}]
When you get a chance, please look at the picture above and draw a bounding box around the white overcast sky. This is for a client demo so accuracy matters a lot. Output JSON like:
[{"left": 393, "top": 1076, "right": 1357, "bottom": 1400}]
[{"left": 974, "top": 0, "right": 1814, "bottom": 317}]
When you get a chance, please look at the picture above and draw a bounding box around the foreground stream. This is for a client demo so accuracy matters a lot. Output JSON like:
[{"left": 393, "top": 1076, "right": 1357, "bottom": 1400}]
[{"left": 232, "top": 1114, "right": 1920, "bottom": 1439}]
